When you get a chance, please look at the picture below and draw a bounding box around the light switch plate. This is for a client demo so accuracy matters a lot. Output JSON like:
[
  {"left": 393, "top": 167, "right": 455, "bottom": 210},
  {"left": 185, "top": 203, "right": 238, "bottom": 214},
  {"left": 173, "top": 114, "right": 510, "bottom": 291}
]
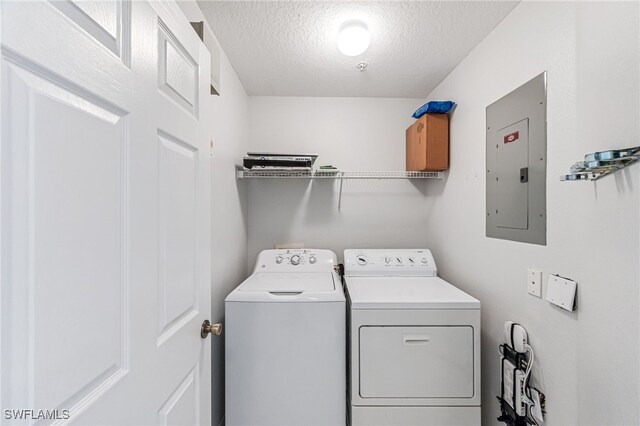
[
  {"left": 527, "top": 268, "right": 542, "bottom": 297},
  {"left": 546, "top": 275, "right": 577, "bottom": 311}
]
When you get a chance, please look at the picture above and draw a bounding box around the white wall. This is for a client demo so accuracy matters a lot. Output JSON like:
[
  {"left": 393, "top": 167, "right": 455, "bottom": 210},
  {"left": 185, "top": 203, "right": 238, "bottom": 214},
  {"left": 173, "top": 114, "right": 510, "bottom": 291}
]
[
  {"left": 177, "top": 3, "right": 250, "bottom": 425},
  {"left": 209, "top": 50, "right": 250, "bottom": 426},
  {"left": 191, "top": 1, "right": 639, "bottom": 424},
  {"left": 246, "top": 97, "right": 429, "bottom": 267},
  {"left": 423, "top": 2, "right": 639, "bottom": 425}
]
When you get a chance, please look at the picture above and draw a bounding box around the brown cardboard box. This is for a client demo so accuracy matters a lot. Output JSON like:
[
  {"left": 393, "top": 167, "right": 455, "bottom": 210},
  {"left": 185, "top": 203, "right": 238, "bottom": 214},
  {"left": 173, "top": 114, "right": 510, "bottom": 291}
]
[{"left": 405, "top": 113, "right": 449, "bottom": 171}]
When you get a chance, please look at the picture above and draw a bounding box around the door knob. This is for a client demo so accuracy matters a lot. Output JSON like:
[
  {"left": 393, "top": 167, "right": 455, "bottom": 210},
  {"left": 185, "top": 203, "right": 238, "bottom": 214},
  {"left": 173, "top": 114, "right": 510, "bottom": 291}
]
[{"left": 201, "top": 320, "right": 222, "bottom": 338}]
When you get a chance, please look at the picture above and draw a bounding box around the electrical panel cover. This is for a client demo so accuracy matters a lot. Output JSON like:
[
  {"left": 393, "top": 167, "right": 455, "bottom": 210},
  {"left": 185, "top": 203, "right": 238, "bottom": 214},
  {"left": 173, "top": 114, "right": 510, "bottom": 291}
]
[{"left": 486, "top": 72, "right": 547, "bottom": 245}]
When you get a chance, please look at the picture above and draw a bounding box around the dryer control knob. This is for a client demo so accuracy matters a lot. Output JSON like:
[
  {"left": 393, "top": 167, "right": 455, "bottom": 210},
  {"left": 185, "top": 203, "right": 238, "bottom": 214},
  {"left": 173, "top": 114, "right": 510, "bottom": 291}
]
[
  {"left": 309, "top": 256, "right": 317, "bottom": 264},
  {"left": 290, "top": 254, "right": 301, "bottom": 265},
  {"left": 421, "top": 257, "right": 428, "bottom": 264},
  {"left": 275, "top": 255, "right": 283, "bottom": 264},
  {"left": 356, "top": 255, "right": 368, "bottom": 266}
]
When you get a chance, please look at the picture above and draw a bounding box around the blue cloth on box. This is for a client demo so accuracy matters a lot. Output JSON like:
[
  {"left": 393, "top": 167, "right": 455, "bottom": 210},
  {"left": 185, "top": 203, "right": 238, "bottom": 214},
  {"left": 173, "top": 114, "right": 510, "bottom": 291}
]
[{"left": 412, "top": 101, "right": 455, "bottom": 119}]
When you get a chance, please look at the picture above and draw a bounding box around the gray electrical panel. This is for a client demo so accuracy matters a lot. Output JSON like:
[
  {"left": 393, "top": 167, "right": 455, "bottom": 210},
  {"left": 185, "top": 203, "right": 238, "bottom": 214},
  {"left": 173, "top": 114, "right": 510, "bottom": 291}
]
[{"left": 486, "top": 72, "right": 547, "bottom": 245}]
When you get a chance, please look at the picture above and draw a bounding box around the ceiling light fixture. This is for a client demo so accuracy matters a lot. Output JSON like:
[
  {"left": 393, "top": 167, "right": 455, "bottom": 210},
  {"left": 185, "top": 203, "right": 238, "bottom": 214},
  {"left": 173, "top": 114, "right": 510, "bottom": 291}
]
[{"left": 337, "top": 20, "right": 371, "bottom": 57}]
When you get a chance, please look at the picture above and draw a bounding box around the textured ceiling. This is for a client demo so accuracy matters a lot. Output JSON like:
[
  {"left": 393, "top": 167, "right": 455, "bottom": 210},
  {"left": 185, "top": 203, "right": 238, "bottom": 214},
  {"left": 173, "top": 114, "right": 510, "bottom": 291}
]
[{"left": 198, "top": 1, "right": 519, "bottom": 98}]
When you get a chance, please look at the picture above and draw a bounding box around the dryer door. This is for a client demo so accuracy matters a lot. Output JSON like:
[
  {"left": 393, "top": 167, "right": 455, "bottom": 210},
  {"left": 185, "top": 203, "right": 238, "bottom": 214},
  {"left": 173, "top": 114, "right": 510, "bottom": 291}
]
[{"left": 359, "top": 326, "right": 474, "bottom": 398}]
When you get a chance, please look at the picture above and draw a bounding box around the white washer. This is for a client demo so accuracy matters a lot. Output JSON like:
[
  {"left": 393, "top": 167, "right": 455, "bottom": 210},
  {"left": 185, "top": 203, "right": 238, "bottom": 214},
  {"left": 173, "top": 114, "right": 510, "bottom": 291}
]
[
  {"left": 225, "top": 249, "right": 346, "bottom": 426},
  {"left": 344, "top": 249, "right": 481, "bottom": 426}
]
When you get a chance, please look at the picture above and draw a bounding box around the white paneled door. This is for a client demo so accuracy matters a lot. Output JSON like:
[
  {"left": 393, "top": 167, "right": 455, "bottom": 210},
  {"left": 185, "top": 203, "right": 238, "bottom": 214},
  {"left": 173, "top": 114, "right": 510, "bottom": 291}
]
[{"left": 1, "top": 1, "right": 212, "bottom": 424}]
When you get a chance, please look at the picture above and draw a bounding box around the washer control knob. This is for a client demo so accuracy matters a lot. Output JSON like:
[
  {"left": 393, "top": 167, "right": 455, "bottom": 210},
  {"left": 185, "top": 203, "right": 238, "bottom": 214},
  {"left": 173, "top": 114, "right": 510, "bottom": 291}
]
[
  {"left": 356, "top": 255, "right": 368, "bottom": 266},
  {"left": 275, "top": 255, "right": 283, "bottom": 264},
  {"left": 309, "top": 256, "right": 317, "bottom": 264},
  {"left": 290, "top": 254, "right": 301, "bottom": 265},
  {"left": 421, "top": 257, "right": 428, "bottom": 264},
  {"left": 384, "top": 256, "right": 391, "bottom": 264}
]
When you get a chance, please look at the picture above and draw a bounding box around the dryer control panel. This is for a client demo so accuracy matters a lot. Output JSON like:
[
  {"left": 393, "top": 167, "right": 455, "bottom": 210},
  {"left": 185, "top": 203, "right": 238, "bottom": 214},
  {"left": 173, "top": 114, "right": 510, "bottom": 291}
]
[
  {"left": 344, "top": 249, "right": 437, "bottom": 276},
  {"left": 253, "top": 249, "right": 337, "bottom": 273}
]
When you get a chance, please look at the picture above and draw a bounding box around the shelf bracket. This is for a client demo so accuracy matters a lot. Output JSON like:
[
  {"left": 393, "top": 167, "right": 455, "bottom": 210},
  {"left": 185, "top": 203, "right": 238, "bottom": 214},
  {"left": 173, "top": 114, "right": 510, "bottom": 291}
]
[{"left": 338, "top": 172, "right": 345, "bottom": 211}]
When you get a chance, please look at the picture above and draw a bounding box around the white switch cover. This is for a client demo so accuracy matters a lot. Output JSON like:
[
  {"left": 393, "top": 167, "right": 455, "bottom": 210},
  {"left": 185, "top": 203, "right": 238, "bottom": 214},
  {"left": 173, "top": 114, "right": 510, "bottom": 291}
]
[
  {"left": 527, "top": 268, "right": 542, "bottom": 297},
  {"left": 546, "top": 275, "right": 577, "bottom": 311}
]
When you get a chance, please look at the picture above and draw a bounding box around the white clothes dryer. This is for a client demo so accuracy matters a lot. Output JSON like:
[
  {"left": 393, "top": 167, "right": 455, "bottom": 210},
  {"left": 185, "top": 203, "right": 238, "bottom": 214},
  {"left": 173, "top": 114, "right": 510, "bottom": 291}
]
[
  {"left": 225, "top": 249, "right": 346, "bottom": 426},
  {"left": 344, "top": 249, "right": 481, "bottom": 426}
]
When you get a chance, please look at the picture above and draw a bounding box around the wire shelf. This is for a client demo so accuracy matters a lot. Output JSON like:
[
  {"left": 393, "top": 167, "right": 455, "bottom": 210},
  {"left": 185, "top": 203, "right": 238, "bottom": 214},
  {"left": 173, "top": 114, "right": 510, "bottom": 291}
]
[{"left": 236, "top": 170, "right": 445, "bottom": 179}]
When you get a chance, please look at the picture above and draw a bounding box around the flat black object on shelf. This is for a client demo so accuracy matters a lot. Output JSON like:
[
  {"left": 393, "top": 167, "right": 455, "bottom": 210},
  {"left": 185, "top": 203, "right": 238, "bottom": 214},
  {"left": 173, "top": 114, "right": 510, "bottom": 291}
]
[
  {"left": 243, "top": 157, "right": 313, "bottom": 170},
  {"left": 247, "top": 152, "right": 318, "bottom": 162}
]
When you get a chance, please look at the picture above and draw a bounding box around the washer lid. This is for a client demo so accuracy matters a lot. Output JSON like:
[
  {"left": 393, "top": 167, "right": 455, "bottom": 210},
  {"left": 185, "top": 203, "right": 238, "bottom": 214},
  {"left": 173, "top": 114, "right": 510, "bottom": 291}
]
[
  {"left": 240, "top": 273, "right": 335, "bottom": 292},
  {"left": 226, "top": 273, "right": 344, "bottom": 303},
  {"left": 346, "top": 276, "right": 480, "bottom": 310}
]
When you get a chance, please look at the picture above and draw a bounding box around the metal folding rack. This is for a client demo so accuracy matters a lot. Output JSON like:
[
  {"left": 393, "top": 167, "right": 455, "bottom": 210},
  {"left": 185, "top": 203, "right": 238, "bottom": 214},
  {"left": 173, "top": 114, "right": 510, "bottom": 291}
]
[{"left": 561, "top": 146, "right": 639, "bottom": 181}]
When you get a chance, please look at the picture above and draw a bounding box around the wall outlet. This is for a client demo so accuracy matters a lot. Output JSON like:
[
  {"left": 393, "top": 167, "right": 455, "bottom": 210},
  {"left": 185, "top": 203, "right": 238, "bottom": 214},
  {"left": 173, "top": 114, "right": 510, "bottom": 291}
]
[{"left": 528, "top": 268, "right": 542, "bottom": 297}]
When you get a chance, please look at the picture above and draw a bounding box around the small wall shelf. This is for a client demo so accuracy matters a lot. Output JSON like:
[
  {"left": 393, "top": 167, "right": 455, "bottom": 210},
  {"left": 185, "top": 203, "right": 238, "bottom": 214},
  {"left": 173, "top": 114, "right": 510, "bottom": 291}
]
[
  {"left": 236, "top": 170, "right": 444, "bottom": 179},
  {"left": 561, "top": 146, "right": 639, "bottom": 181}
]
